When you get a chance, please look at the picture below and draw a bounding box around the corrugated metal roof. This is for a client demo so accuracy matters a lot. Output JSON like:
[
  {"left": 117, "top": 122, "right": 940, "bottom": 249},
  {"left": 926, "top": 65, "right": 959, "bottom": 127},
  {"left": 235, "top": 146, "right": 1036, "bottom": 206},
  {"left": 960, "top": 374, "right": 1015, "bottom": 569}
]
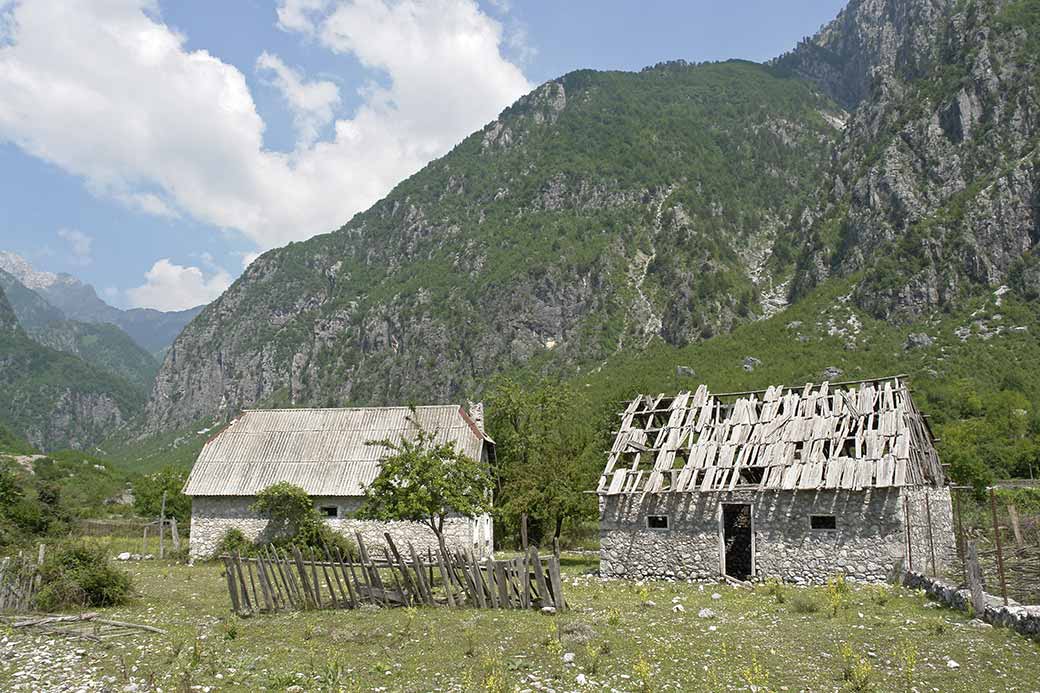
[
  {"left": 597, "top": 376, "right": 946, "bottom": 495},
  {"left": 185, "top": 405, "right": 489, "bottom": 496}
]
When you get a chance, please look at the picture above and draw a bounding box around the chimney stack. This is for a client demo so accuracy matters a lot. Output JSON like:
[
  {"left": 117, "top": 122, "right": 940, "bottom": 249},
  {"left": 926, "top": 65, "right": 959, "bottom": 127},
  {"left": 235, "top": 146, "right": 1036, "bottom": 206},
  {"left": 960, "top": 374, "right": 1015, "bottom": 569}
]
[{"left": 467, "top": 401, "right": 485, "bottom": 433}]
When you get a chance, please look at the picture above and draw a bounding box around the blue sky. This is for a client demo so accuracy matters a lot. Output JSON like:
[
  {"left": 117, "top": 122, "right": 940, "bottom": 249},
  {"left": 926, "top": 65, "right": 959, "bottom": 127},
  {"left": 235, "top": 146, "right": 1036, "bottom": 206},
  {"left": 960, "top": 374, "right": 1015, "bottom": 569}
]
[{"left": 0, "top": 0, "right": 845, "bottom": 310}]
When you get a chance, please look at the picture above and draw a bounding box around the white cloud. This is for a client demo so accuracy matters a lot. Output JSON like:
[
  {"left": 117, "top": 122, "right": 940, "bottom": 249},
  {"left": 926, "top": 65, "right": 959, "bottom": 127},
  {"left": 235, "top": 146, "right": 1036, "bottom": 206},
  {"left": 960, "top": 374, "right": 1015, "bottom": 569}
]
[
  {"left": 256, "top": 51, "right": 340, "bottom": 147},
  {"left": 241, "top": 251, "right": 261, "bottom": 269},
  {"left": 126, "top": 258, "right": 231, "bottom": 311},
  {"left": 0, "top": 0, "right": 532, "bottom": 252},
  {"left": 276, "top": 0, "right": 330, "bottom": 34},
  {"left": 56, "top": 228, "right": 93, "bottom": 266}
]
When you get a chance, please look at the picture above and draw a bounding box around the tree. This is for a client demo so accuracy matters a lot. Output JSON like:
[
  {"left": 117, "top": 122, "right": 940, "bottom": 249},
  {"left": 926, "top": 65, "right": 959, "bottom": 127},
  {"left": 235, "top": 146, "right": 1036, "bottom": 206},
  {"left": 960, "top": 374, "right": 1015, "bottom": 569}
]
[
  {"left": 250, "top": 482, "right": 356, "bottom": 555},
  {"left": 486, "top": 379, "right": 599, "bottom": 545},
  {"left": 357, "top": 413, "right": 491, "bottom": 549},
  {"left": 133, "top": 467, "right": 190, "bottom": 525}
]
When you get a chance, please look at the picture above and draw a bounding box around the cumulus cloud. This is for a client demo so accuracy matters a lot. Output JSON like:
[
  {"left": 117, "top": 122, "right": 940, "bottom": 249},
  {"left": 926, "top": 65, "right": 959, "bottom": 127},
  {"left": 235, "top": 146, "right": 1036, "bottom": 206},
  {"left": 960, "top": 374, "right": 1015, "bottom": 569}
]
[
  {"left": 126, "top": 259, "right": 231, "bottom": 311},
  {"left": 0, "top": 0, "right": 531, "bottom": 252},
  {"left": 256, "top": 52, "right": 340, "bottom": 147},
  {"left": 56, "top": 228, "right": 93, "bottom": 266}
]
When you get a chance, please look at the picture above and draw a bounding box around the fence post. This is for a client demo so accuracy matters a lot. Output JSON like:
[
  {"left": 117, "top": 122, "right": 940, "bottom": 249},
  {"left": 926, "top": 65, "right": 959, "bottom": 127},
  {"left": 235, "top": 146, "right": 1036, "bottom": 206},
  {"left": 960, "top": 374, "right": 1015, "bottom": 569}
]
[
  {"left": 521, "top": 512, "right": 529, "bottom": 552},
  {"left": 925, "top": 490, "right": 937, "bottom": 576},
  {"left": 159, "top": 490, "right": 167, "bottom": 560},
  {"left": 903, "top": 495, "right": 913, "bottom": 573},
  {"left": 965, "top": 541, "right": 986, "bottom": 617},
  {"left": 988, "top": 488, "right": 1009, "bottom": 606},
  {"left": 952, "top": 487, "right": 967, "bottom": 584}
]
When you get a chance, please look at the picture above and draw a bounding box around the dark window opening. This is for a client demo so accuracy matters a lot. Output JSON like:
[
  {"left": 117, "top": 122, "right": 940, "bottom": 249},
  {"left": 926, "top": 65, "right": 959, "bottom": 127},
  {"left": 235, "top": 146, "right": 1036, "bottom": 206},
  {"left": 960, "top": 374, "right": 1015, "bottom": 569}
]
[
  {"left": 738, "top": 468, "right": 765, "bottom": 485},
  {"left": 810, "top": 514, "right": 837, "bottom": 530},
  {"left": 319, "top": 505, "right": 339, "bottom": 518},
  {"left": 646, "top": 515, "right": 669, "bottom": 530}
]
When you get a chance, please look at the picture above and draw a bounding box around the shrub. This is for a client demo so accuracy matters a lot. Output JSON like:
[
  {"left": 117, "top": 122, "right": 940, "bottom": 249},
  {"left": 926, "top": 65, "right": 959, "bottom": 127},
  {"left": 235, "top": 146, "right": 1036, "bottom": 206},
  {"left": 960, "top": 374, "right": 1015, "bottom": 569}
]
[
  {"left": 250, "top": 482, "right": 358, "bottom": 558},
  {"left": 35, "top": 542, "right": 132, "bottom": 610},
  {"left": 790, "top": 592, "right": 820, "bottom": 614},
  {"left": 213, "top": 528, "right": 253, "bottom": 558}
]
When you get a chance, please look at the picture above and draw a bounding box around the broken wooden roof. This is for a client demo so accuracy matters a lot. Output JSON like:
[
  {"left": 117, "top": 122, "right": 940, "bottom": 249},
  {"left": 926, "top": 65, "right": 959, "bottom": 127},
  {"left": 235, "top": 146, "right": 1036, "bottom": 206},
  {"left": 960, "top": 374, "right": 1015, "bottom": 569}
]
[
  {"left": 184, "top": 405, "right": 491, "bottom": 497},
  {"left": 597, "top": 376, "right": 945, "bottom": 496}
]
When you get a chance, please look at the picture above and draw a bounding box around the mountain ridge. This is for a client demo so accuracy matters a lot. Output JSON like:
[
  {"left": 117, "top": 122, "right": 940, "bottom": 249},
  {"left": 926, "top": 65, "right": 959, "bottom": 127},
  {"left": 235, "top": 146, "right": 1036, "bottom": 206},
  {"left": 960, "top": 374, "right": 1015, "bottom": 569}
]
[{"left": 0, "top": 251, "right": 204, "bottom": 356}]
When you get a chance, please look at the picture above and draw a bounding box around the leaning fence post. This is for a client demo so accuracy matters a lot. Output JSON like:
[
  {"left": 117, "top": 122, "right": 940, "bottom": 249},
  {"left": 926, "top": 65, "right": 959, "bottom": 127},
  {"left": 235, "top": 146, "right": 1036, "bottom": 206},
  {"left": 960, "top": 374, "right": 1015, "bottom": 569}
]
[
  {"left": 988, "top": 488, "right": 1009, "bottom": 606},
  {"left": 925, "top": 490, "right": 937, "bottom": 576}
]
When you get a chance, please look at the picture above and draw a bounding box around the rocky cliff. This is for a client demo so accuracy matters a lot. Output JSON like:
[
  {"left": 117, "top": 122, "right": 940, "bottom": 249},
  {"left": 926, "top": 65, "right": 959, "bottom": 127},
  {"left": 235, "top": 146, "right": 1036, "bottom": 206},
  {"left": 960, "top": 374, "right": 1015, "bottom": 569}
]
[
  {"left": 144, "top": 0, "right": 1040, "bottom": 436},
  {"left": 0, "top": 285, "right": 142, "bottom": 450},
  {"left": 785, "top": 0, "right": 1040, "bottom": 320},
  {"left": 145, "top": 61, "right": 842, "bottom": 432}
]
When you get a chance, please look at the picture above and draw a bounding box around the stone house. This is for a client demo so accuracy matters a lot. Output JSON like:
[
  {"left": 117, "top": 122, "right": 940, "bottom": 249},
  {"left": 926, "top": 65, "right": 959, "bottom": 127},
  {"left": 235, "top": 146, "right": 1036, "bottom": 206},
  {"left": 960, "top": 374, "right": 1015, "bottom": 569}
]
[
  {"left": 184, "top": 404, "right": 495, "bottom": 560},
  {"left": 598, "top": 377, "right": 955, "bottom": 583}
]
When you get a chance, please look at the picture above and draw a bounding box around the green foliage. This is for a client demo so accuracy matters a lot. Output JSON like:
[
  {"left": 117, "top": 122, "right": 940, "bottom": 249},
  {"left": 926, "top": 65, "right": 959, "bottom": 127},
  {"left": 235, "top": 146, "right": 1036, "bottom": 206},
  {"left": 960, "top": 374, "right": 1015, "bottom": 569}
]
[
  {"left": 213, "top": 528, "right": 253, "bottom": 558},
  {"left": 0, "top": 287, "right": 145, "bottom": 451},
  {"left": 0, "top": 422, "right": 35, "bottom": 455},
  {"left": 133, "top": 467, "right": 191, "bottom": 525},
  {"left": 790, "top": 592, "right": 820, "bottom": 614},
  {"left": 250, "top": 482, "right": 356, "bottom": 556},
  {"left": 485, "top": 378, "right": 599, "bottom": 545},
  {"left": 35, "top": 541, "right": 133, "bottom": 611},
  {"left": 357, "top": 412, "right": 491, "bottom": 543}
]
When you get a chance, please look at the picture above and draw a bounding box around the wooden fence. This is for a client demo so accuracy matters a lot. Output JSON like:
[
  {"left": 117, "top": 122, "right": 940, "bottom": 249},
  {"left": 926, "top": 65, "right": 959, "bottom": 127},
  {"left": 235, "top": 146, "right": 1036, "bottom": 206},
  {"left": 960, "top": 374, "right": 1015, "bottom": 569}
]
[
  {"left": 0, "top": 545, "right": 45, "bottom": 612},
  {"left": 221, "top": 532, "right": 566, "bottom": 616}
]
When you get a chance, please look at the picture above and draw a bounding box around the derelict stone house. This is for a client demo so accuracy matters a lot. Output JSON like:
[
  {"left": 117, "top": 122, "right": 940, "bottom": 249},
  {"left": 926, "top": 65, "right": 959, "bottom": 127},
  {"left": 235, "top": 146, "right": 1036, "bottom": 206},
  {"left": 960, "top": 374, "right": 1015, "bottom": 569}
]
[
  {"left": 598, "top": 377, "right": 955, "bottom": 583},
  {"left": 184, "top": 404, "right": 495, "bottom": 560}
]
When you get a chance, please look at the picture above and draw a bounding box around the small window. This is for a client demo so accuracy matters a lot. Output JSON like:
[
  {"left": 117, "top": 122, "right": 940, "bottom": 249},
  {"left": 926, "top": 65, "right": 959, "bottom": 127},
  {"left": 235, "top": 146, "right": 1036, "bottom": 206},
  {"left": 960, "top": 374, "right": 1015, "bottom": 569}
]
[
  {"left": 646, "top": 515, "right": 670, "bottom": 530},
  {"left": 319, "top": 505, "right": 339, "bottom": 518},
  {"left": 810, "top": 514, "right": 837, "bottom": 530}
]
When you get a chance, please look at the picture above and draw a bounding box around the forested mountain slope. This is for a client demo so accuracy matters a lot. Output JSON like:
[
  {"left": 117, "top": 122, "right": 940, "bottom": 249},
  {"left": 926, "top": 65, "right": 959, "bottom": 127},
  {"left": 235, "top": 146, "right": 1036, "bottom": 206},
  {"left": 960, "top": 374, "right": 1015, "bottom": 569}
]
[
  {"left": 145, "top": 61, "right": 843, "bottom": 431},
  {"left": 139, "top": 0, "right": 1040, "bottom": 482},
  {"left": 0, "top": 285, "right": 142, "bottom": 451},
  {"left": 0, "top": 268, "right": 158, "bottom": 391}
]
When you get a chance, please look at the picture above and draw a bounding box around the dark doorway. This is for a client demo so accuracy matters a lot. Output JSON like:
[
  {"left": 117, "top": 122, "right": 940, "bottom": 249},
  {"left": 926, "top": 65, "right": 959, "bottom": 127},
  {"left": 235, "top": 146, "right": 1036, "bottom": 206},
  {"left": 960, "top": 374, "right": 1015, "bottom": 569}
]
[{"left": 722, "top": 504, "right": 753, "bottom": 580}]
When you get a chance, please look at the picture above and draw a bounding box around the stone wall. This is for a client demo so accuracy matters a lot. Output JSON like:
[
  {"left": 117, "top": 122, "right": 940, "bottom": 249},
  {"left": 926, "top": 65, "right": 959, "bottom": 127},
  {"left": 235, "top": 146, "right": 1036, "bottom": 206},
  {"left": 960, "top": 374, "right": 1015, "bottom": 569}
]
[
  {"left": 903, "top": 571, "right": 1040, "bottom": 640},
  {"left": 599, "top": 486, "right": 954, "bottom": 584},
  {"left": 903, "top": 486, "right": 957, "bottom": 575},
  {"left": 189, "top": 495, "right": 493, "bottom": 560}
]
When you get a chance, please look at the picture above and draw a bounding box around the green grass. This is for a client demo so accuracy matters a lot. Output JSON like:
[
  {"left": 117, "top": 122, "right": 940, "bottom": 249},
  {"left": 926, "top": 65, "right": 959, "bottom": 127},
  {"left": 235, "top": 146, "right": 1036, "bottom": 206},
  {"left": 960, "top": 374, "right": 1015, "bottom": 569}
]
[{"left": 3, "top": 553, "right": 1036, "bottom": 691}]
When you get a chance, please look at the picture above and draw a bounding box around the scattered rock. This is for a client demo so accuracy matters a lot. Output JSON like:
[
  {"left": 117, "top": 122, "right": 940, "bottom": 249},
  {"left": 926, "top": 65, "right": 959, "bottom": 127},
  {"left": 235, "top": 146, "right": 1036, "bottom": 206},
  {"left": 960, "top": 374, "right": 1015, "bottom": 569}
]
[
  {"left": 676, "top": 365, "right": 696, "bottom": 378},
  {"left": 786, "top": 321, "right": 803, "bottom": 330},
  {"left": 742, "top": 356, "right": 761, "bottom": 372},
  {"left": 576, "top": 673, "right": 588, "bottom": 686},
  {"left": 821, "top": 366, "right": 843, "bottom": 380},
  {"left": 698, "top": 608, "right": 716, "bottom": 619},
  {"left": 672, "top": 604, "right": 686, "bottom": 613},
  {"left": 540, "top": 606, "right": 556, "bottom": 615},
  {"left": 904, "top": 332, "right": 934, "bottom": 350},
  {"left": 711, "top": 592, "right": 722, "bottom": 600},
  {"left": 116, "top": 552, "right": 131, "bottom": 561},
  {"left": 946, "top": 659, "right": 960, "bottom": 669}
]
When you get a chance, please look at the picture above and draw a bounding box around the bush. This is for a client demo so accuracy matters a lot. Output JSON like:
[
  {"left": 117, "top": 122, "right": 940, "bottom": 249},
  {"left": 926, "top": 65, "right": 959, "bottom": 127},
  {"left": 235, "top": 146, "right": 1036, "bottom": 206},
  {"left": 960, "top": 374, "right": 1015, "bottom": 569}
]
[
  {"left": 35, "top": 542, "right": 133, "bottom": 611},
  {"left": 790, "top": 592, "right": 820, "bottom": 614},
  {"left": 213, "top": 528, "right": 254, "bottom": 558},
  {"left": 250, "top": 482, "right": 358, "bottom": 558}
]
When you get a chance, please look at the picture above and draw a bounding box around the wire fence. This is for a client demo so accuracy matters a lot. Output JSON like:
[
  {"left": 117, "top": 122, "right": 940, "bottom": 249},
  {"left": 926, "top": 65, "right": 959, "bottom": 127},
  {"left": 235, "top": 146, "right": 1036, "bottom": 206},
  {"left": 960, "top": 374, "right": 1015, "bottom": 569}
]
[{"left": 948, "top": 486, "right": 1040, "bottom": 605}]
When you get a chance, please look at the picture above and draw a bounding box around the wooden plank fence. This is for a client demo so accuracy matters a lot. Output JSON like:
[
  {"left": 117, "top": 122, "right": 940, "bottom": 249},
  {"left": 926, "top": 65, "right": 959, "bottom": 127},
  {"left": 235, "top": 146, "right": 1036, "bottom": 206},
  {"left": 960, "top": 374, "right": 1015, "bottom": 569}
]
[
  {"left": 0, "top": 545, "right": 45, "bottom": 612},
  {"left": 221, "top": 532, "right": 566, "bottom": 616}
]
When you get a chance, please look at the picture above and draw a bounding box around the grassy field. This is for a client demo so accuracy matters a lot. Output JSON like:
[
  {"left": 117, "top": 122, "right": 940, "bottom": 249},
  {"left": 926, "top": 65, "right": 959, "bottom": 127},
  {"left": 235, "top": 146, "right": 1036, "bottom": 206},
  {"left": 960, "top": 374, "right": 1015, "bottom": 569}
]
[{"left": 2, "top": 548, "right": 1038, "bottom": 692}]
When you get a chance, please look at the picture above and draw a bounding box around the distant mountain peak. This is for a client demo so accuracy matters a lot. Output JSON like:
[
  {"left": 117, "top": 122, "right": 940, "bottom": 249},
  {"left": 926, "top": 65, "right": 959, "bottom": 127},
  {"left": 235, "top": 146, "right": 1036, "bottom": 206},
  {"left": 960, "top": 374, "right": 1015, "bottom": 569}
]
[{"left": 0, "top": 251, "right": 61, "bottom": 291}]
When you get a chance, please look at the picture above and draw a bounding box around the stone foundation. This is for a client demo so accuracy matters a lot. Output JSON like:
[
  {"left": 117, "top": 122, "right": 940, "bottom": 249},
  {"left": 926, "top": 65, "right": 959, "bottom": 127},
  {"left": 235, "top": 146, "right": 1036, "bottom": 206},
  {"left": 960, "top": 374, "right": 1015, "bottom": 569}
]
[
  {"left": 599, "top": 487, "right": 954, "bottom": 584},
  {"left": 189, "top": 496, "right": 493, "bottom": 560}
]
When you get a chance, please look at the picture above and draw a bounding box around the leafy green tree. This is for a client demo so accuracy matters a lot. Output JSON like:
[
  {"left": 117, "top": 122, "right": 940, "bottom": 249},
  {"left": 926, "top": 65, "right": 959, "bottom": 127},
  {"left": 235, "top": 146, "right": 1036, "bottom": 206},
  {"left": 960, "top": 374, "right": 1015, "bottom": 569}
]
[
  {"left": 357, "top": 414, "right": 491, "bottom": 549},
  {"left": 250, "top": 482, "right": 356, "bottom": 556},
  {"left": 486, "top": 379, "right": 599, "bottom": 545},
  {"left": 133, "top": 467, "right": 190, "bottom": 525}
]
